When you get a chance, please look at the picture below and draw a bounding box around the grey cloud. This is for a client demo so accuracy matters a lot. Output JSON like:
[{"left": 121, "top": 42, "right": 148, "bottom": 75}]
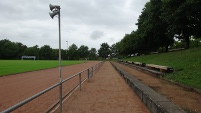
[
  {"left": 109, "top": 38, "right": 114, "bottom": 42},
  {"left": 61, "top": 0, "right": 131, "bottom": 26},
  {"left": 0, "top": 0, "right": 149, "bottom": 50},
  {"left": 90, "top": 30, "right": 104, "bottom": 40}
]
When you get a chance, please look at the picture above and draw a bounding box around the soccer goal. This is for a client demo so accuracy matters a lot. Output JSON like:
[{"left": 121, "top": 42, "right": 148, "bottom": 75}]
[{"left": 21, "top": 56, "right": 36, "bottom": 60}]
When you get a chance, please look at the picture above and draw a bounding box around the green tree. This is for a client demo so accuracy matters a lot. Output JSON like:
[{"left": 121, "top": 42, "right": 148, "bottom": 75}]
[
  {"left": 89, "top": 48, "right": 97, "bottom": 60},
  {"left": 110, "top": 43, "right": 119, "bottom": 58},
  {"left": 98, "top": 42, "right": 110, "bottom": 59},
  {"left": 67, "top": 44, "right": 78, "bottom": 60},
  {"left": 0, "top": 39, "right": 11, "bottom": 59},
  {"left": 51, "top": 49, "right": 59, "bottom": 60},
  {"left": 39, "top": 45, "right": 52, "bottom": 60},
  {"left": 136, "top": 0, "right": 174, "bottom": 52},
  {"left": 115, "top": 42, "right": 124, "bottom": 57},
  {"left": 1, "top": 41, "right": 19, "bottom": 59},
  {"left": 16, "top": 42, "right": 27, "bottom": 59},
  {"left": 24, "top": 45, "right": 39, "bottom": 59},
  {"left": 136, "top": 2, "right": 155, "bottom": 52},
  {"left": 188, "top": 0, "right": 201, "bottom": 38},
  {"left": 51, "top": 49, "right": 67, "bottom": 60},
  {"left": 78, "top": 45, "right": 89, "bottom": 59},
  {"left": 161, "top": 0, "right": 201, "bottom": 49},
  {"left": 61, "top": 49, "right": 66, "bottom": 60},
  {"left": 117, "top": 31, "right": 143, "bottom": 56},
  {"left": 119, "top": 34, "right": 134, "bottom": 56}
]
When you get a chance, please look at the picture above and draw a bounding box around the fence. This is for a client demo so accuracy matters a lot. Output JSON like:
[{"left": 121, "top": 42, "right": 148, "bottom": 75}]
[{"left": 2, "top": 61, "right": 104, "bottom": 113}]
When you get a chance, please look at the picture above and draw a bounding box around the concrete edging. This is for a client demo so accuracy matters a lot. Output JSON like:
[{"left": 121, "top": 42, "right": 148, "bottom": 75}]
[{"left": 110, "top": 62, "right": 186, "bottom": 113}]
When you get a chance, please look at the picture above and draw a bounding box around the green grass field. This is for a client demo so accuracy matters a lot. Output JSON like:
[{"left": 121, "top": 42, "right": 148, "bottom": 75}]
[
  {"left": 124, "top": 47, "right": 201, "bottom": 89},
  {"left": 0, "top": 60, "right": 86, "bottom": 76}
]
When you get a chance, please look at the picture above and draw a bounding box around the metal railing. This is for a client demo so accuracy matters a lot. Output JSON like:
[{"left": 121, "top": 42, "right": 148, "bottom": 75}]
[{"left": 2, "top": 61, "right": 104, "bottom": 113}]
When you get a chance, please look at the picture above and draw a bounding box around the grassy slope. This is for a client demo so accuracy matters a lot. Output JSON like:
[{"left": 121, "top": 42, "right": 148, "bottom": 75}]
[
  {"left": 0, "top": 60, "right": 86, "bottom": 76},
  {"left": 125, "top": 47, "right": 201, "bottom": 89}
]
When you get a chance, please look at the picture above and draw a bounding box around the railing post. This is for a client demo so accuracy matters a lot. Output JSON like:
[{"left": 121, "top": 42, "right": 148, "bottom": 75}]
[
  {"left": 87, "top": 69, "right": 90, "bottom": 82},
  {"left": 92, "top": 67, "right": 94, "bottom": 77},
  {"left": 79, "top": 73, "right": 81, "bottom": 91},
  {"left": 59, "top": 78, "right": 62, "bottom": 113}
]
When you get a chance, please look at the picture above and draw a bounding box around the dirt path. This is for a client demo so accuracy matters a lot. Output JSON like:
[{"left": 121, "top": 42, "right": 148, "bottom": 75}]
[
  {"left": 55, "top": 61, "right": 150, "bottom": 113},
  {"left": 0, "top": 61, "right": 100, "bottom": 113},
  {"left": 114, "top": 62, "right": 201, "bottom": 113}
]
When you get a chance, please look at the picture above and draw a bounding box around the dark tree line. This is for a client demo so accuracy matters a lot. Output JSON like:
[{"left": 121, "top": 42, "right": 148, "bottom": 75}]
[
  {"left": 67, "top": 44, "right": 98, "bottom": 60},
  {"left": 115, "top": 0, "right": 201, "bottom": 56},
  {"left": 97, "top": 42, "right": 120, "bottom": 59},
  {"left": 0, "top": 39, "right": 99, "bottom": 60},
  {"left": 67, "top": 42, "right": 120, "bottom": 60},
  {"left": 0, "top": 39, "right": 120, "bottom": 60}
]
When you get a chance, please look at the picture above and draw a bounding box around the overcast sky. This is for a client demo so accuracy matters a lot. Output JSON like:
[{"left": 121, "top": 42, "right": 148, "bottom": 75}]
[{"left": 0, "top": 0, "right": 149, "bottom": 50}]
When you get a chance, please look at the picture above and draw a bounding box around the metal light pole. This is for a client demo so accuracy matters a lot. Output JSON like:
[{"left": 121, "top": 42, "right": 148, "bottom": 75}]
[
  {"left": 49, "top": 4, "right": 62, "bottom": 113},
  {"left": 66, "top": 41, "right": 69, "bottom": 60},
  {"left": 66, "top": 41, "right": 68, "bottom": 49}
]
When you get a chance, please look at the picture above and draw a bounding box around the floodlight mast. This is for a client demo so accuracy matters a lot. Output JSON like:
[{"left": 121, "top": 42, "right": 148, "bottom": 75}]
[{"left": 49, "top": 4, "right": 62, "bottom": 113}]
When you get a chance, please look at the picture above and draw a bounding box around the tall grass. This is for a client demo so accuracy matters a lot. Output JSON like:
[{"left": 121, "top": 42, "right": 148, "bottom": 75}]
[
  {"left": 0, "top": 60, "right": 86, "bottom": 76},
  {"left": 125, "top": 47, "right": 201, "bottom": 89}
]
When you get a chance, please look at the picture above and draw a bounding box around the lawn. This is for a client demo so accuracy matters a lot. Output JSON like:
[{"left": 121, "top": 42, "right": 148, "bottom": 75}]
[
  {"left": 124, "top": 47, "right": 201, "bottom": 89},
  {"left": 0, "top": 60, "right": 86, "bottom": 76}
]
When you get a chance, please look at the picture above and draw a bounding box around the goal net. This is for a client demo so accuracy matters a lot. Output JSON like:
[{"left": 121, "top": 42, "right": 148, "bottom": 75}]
[{"left": 21, "top": 56, "right": 36, "bottom": 60}]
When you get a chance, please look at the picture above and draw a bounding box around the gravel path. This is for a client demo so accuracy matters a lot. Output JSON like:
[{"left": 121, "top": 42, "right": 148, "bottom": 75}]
[{"left": 55, "top": 61, "right": 150, "bottom": 113}]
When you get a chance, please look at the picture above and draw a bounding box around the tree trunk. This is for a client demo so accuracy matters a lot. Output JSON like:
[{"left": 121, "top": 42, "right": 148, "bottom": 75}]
[
  {"left": 196, "top": 38, "right": 199, "bottom": 47},
  {"left": 184, "top": 35, "right": 190, "bottom": 49},
  {"left": 165, "top": 45, "right": 169, "bottom": 52},
  {"left": 183, "top": 32, "right": 190, "bottom": 49}
]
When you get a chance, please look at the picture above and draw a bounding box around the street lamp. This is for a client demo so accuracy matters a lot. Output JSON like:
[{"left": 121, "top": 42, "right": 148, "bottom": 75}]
[
  {"left": 49, "top": 4, "right": 62, "bottom": 113},
  {"left": 66, "top": 41, "right": 69, "bottom": 60},
  {"left": 66, "top": 41, "right": 68, "bottom": 51}
]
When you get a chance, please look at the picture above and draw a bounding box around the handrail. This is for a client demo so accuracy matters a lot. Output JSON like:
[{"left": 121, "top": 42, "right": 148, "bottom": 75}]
[
  {"left": 2, "top": 61, "right": 104, "bottom": 113},
  {"left": 2, "top": 83, "right": 60, "bottom": 113}
]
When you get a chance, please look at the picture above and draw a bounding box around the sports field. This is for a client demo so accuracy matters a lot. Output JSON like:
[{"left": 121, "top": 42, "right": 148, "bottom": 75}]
[{"left": 0, "top": 60, "right": 86, "bottom": 76}]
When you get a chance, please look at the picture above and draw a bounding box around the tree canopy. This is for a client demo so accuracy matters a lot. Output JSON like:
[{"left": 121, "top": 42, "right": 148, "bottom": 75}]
[
  {"left": 0, "top": 39, "right": 99, "bottom": 60},
  {"left": 115, "top": 0, "right": 201, "bottom": 57},
  {"left": 98, "top": 42, "right": 110, "bottom": 59}
]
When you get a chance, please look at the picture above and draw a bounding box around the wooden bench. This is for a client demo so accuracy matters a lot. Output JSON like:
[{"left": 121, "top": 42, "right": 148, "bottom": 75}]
[
  {"left": 146, "top": 64, "right": 173, "bottom": 73},
  {"left": 124, "top": 61, "right": 145, "bottom": 67},
  {"left": 118, "top": 60, "right": 123, "bottom": 62},
  {"left": 126, "top": 61, "right": 133, "bottom": 64},
  {"left": 169, "top": 48, "right": 185, "bottom": 52},
  {"left": 134, "top": 62, "right": 142, "bottom": 66}
]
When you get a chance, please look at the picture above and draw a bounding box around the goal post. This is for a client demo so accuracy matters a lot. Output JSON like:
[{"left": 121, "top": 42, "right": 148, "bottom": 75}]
[{"left": 21, "top": 56, "right": 36, "bottom": 60}]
